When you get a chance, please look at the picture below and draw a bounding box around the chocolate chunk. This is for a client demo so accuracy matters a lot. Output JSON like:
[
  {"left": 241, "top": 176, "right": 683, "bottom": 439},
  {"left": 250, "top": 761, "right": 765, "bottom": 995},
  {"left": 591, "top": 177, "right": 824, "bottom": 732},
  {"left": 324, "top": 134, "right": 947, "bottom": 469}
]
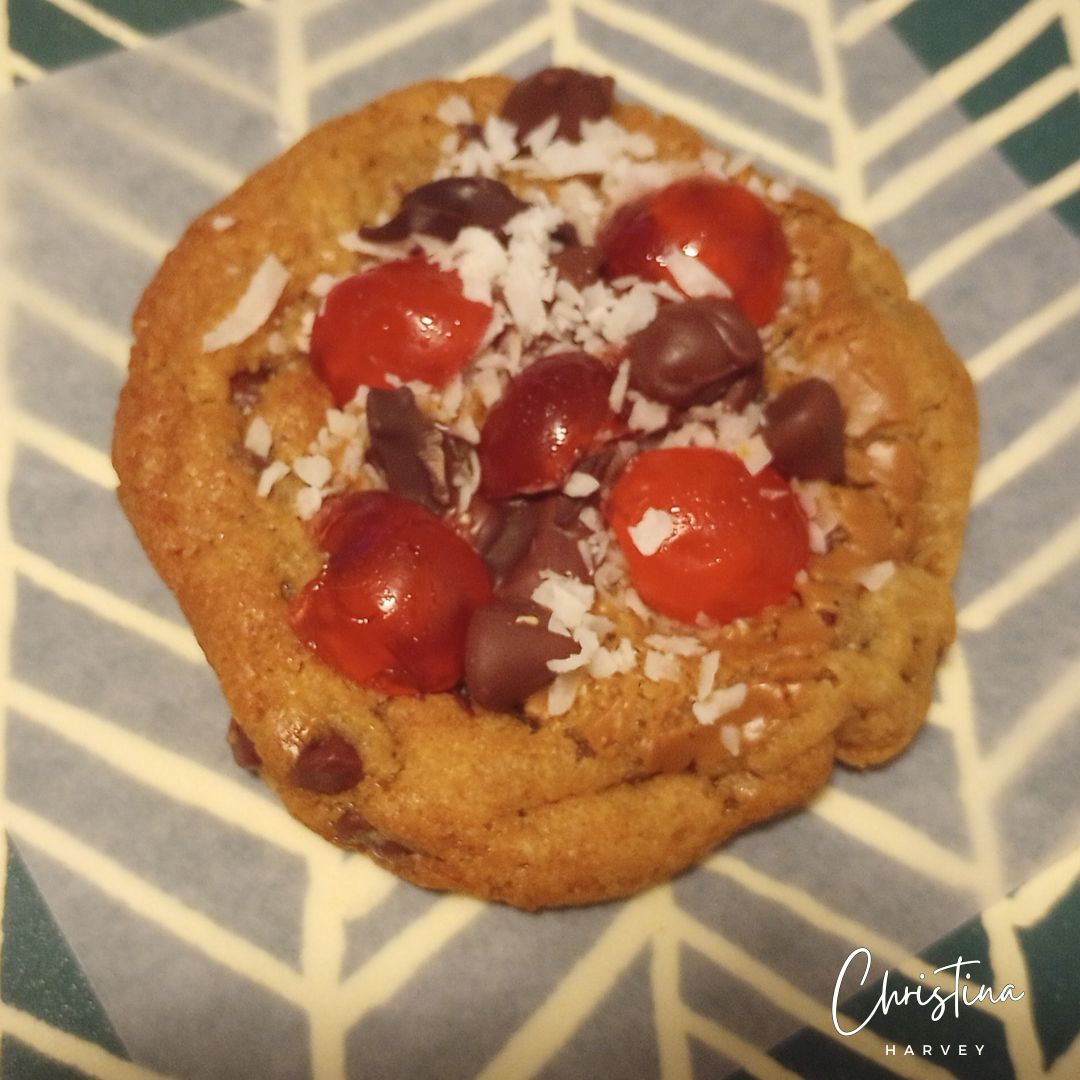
[
  {"left": 291, "top": 733, "right": 364, "bottom": 794},
  {"left": 333, "top": 809, "right": 411, "bottom": 856},
  {"left": 465, "top": 598, "right": 578, "bottom": 712},
  {"left": 366, "top": 386, "right": 461, "bottom": 512},
  {"left": 470, "top": 497, "right": 541, "bottom": 580},
  {"left": 550, "top": 243, "right": 604, "bottom": 290},
  {"left": 762, "top": 378, "right": 846, "bottom": 483},
  {"left": 359, "top": 177, "right": 528, "bottom": 243},
  {"left": 500, "top": 67, "right": 615, "bottom": 144},
  {"left": 627, "top": 297, "right": 764, "bottom": 409},
  {"left": 496, "top": 494, "right": 591, "bottom": 601},
  {"left": 227, "top": 718, "right": 261, "bottom": 771},
  {"left": 229, "top": 366, "right": 273, "bottom": 412}
]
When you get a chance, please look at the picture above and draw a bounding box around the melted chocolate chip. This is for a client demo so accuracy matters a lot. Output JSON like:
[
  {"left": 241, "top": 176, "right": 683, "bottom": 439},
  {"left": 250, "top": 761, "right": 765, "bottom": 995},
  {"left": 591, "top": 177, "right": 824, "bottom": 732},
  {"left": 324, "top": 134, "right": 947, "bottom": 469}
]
[
  {"left": 359, "top": 177, "right": 529, "bottom": 243},
  {"left": 762, "top": 378, "right": 846, "bottom": 483},
  {"left": 229, "top": 366, "right": 273, "bottom": 412},
  {"left": 291, "top": 733, "right": 364, "bottom": 794},
  {"left": 496, "top": 495, "right": 591, "bottom": 602},
  {"left": 470, "top": 497, "right": 541, "bottom": 580},
  {"left": 627, "top": 297, "right": 764, "bottom": 409},
  {"left": 366, "top": 386, "right": 466, "bottom": 512},
  {"left": 500, "top": 67, "right": 615, "bottom": 144},
  {"left": 465, "top": 598, "right": 577, "bottom": 712},
  {"left": 333, "top": 809, "right": 411, "bottom": 856},
  {"left": 227, "top": 718, "right": 261, "bottom": 771},
  {"left": 550, "top": 243, "right": 604, "bottom": 290}
]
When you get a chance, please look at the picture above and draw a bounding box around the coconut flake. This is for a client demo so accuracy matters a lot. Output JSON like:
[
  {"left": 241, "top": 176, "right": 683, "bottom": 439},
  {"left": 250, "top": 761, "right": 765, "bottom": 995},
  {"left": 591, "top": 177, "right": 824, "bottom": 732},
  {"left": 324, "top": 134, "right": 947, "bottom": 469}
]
[
  {"left": 719, "top": 724, "right": 742, "bottom": 755},
  {"left": 203, "top": 254, "right": 289, "bottom": 352},
  {"left": 295, "top": 486, "right": 324, "bottom": 520},
  {"left": 628, "top": 508, "right": 675, "bottom": 556},
  {"left": 244, "top": 416, "right": 272, "bottom": 459},
  {"left": 692, "top": 682, "right": 747, "bottom": 725},
  {"left": 211, "top": 214, "right": 235, "bottom": 231},
  {"left": 664, "top": 251, "right": 732, "bottom": 299},
  {"left": 256, "top": 460, "right": 289, "bottom": 497},
  {"left": 696, "top": 650, "right": 721, "bottom": 701},
  {"left": 644, "top": 650, "right": 681, "bottom": 682},
  {"left": 609, "top": 359, "right": 631, "bottom": 413},
  {"left": 292, "top": 454, "right": 333, "bottom": 489},
  {"left": 564, "top": 472, "right": 601, "bottom": 498},
  {"left": 436, "top": 94, "right": 474, "bottom": 126},
  {"left": 857, "top": 561, "right": 896, "bottom": 591}
]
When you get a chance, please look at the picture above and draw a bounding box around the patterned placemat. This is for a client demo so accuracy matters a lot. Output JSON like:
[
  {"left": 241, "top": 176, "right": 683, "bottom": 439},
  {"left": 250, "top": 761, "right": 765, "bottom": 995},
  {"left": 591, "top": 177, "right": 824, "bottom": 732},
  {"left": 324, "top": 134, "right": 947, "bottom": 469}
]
[{"left": 2, "top": 2, "right": 1079, "bottom": 1078}]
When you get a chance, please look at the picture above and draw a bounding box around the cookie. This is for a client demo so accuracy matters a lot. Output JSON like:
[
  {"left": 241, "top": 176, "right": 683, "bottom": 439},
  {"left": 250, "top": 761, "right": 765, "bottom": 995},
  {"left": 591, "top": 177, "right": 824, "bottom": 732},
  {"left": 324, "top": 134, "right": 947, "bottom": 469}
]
[{"left": 113, "top": 70, "right": 978, "bottom": 909}]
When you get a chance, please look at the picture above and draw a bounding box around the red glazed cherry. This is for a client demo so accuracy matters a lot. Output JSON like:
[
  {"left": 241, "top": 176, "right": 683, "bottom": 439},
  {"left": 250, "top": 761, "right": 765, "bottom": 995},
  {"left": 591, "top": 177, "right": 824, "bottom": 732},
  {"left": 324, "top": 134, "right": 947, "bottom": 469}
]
[
  {"left": 310, "top": 259, "right": 491, "bottom": 405},
  {"left": 289, "top": 491, "right": 492, "bottom": 695},
  {"left": 606, "top": 447, "right": 809, "bottom": 624},
  {"left": 478, "top": 351, "right": 618, "bottom": 499},
  {"left": 598, "top": 177, "right": 790, "bottom": 327}
]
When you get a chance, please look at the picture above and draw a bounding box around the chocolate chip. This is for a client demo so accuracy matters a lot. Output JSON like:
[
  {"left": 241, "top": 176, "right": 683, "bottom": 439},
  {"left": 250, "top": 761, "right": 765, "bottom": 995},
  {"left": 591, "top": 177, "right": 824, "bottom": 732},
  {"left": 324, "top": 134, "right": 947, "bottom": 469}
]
[
  {"left": 465, "top": 598, "right": 578, "bottom": 711},
  {"left": 227, "top": 718, "right": 261, "bottom": 770},
  {"left": 366, "top": 386, "right": 467, "bottom": 513},
  {"left": 359, "top": 177, "right": 529, "bottom": 243},
  {"left": 333, "top": 810, "right": 411, "bottom": 856},
  {"left": 627, "top": 297, "right": 763, "bottom": 409},
  {"left": 762, "top": 378, "right": 846, "bottom": 483},
  {"left": 496, "top": 494, "right": 591, "bottom": 602},
  {"left": 291, "top": 733, "right": 364, "bottom": 794},
  {"left": 500, "top": 67, "right": 615, "bottom": 144},
  {"left": 550, "top": 243, "right": 604, "bottom": 290},
  {"left": 229, "top": 366, "right": 273, "bottom": 412},
  {"left": 469, "top": 497, "right": 541, "bottom": 580}
]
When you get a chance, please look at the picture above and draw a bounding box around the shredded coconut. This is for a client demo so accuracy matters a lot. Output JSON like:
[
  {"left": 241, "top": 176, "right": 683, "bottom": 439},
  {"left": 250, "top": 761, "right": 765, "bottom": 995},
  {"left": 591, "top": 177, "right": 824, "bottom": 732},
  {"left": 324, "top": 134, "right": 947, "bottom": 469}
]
[
  {"left": 628, "top": 508, "right": 676, "bottom": 556},
  {"left": 244, "top": 416, "right": 272, "bottom": 459},
  {"left": 857, "top": 561, "right": 896, "bottom": 591},
  {"left": 256, "top": 460, "right": 289, "bottom": 498},
  {"left": 563, "top": 471, "right": 600, "bottom": 498},
  {"left": 692, "top": 682, "right": 747, "bottom": 725},
  {"left": 292, "top": 454, "right": 333, "bottom": 489},
  {"left": 211, "top": 214, "right": 235, "bottom": 231},
  {"left": 203, "top": 254, "right": 289, "bottom": 352},
  {"left": 644, "top": 650, "right": 681, "bottom": 682}
]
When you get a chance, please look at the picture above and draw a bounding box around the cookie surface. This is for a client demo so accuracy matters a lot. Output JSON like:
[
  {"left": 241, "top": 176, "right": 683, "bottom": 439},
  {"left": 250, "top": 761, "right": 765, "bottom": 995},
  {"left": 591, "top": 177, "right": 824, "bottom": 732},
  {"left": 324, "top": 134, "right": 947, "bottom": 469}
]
[{"left": 113, "top": 74, "right": 978, "bottom": 909}]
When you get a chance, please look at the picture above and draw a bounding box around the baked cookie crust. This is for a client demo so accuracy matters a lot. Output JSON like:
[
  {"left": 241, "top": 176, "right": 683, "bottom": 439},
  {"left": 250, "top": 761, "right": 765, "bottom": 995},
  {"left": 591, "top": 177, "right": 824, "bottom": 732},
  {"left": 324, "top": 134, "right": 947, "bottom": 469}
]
[{"left": 113, "top": 76, "right": 978, "bottom": 909}]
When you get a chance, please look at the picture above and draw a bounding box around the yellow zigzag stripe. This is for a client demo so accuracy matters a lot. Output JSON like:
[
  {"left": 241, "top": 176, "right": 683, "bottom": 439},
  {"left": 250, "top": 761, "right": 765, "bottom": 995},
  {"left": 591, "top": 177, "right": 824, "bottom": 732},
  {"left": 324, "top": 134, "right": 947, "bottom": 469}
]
[
  {"left": 863, "top": 66, "right": 1079, "bottom": 227},
  {"left": 961, "top": 515, "right": 1080, "bottom": 632},
  {"left": 5, "top": 801, "right": 308, "bottom": 1008},
  {"left": 43, "top": 78, "right": 244, "bottom": 192},
  {"left": 475, "top": 891, "right": 659, "bottom": 1079},
  {"left": 449, "top": 14, "right": 554, "bottom": 80},
  {"left": 810, "top": 787, "right": 978, "bottom": 894},
  {"left": 680, "top": 1009, "right": 804, "bottom": 1080},
  {"left": 973, "top": 383, "right": 1080, "bottom": 506},
  {"left": 340, "top": 894, "right": 485, "bottom": 1019},
  {"left": 836, "top": 0, "right": 920, "bottom": 47},
  {"left": 12, "top": 545, "right": 204, "bottom": 665},
  {"left": 306, "top": 0, "right": 507, "bottom": 88},
  {"left": 570, "top": 43, "right": 838, "bottom": 192},
  {"left": 12, "top": 411, "right": 116, "bottom": 489},
  {"left": 968, "top": 280, "right": 1080, "bottom": 383},
  {"left": 11, "top": 151, "right": 173, "bottom": 261},
  {"left": 982, "top": 654, "right": 1080, "bottom": 795},
  {"left": 854, "top": 0, "right": 1060, "bottom": 163},
  {"left": 935, "top": 643, "right": 1006, "bottom": 903},
  {"left": 8, "top": 679, "right": 326, "bottom": 861},
  {"left": 6, "top": 273, "right": 129, "bottom": 370},
  {"left": 909, "top": 157, "right": 1080, "bottom": 298},
  {"left": 576, "top": 0, "right": 832, "bottom": 122},
  {"left": 0, "top": 1002, "right": 171, "bottom": 1080}
]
